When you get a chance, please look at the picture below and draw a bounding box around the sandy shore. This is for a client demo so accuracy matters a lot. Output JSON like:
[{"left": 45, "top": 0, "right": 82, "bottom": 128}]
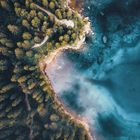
[
  {"left": 43, "top": 72, "right": 93, "bottom": 140},
  {"left": 38, "top": 0, "right": 93, "bottom": 139},
  {"left": 43, "top": 26, "right": 94, "bottom": 139}
]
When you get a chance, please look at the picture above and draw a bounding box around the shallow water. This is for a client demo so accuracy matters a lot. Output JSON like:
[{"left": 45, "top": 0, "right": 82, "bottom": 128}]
[{"left": 46, "top": 0, "right": 140, "bottom": 139}]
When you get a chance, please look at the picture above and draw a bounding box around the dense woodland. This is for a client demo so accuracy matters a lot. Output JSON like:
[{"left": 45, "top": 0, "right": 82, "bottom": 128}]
[{"left": 0, "top": 0, "right": 89, "bottom": 140}]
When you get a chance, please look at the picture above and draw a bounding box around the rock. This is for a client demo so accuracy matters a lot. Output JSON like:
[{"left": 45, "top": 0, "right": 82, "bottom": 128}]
[{"left": 103, "top": 35, "right": 107, "bottom": 44}]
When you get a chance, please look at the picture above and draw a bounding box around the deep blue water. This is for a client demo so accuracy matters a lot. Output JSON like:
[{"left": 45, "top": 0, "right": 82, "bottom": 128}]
[{"left": 47, "top": 0, "right": 140, "bottom": 139}]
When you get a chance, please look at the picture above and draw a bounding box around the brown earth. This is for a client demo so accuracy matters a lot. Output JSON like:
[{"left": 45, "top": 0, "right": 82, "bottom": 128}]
[{"left": 69, "top": 0, "right": 84, "bottom": 12}]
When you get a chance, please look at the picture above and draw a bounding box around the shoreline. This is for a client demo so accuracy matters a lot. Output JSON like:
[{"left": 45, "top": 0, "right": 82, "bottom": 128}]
[
  {"left": 38, "top": 0, "right": 93, "bottom": 139},
  {"left": 41, "top": 71, "right": 94, "bottom": 140},
  {"left": 44, "top": 27, "right": 94, "bottom": 138},
  {"left": 44, "top": 20, "right": 91, "bottom": 66}
]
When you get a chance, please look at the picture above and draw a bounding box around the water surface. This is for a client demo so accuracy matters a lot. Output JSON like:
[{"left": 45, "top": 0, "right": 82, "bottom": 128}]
[{"left": 46, "top": 0, "right": 140, "bottom": 139}]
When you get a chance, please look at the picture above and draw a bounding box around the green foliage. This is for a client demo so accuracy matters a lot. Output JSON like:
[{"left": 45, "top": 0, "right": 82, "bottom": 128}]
[
  {"left": 42, "top": 0, "right": 48, "bottom": 7},
  {"left": 50, "top": 114, "right": 59, "bottom": 122},
  {"left": 7, "top": 24, "right": 19, "bottom": 35},
  {"left": 0, "top": 0, "right": 88, "bottom": 139},
  {"left": 15, "top": 48, "right": 24, "bottom": 59},
  {"left": 22, "top": 32, "right": 32, "bottom": 40},
  {"left": 31, "top": 17, "right": 40, "bottom": 28},
  {"left": 55, "top": 9, "right": 62, "bottom": 19},
  {"left": 49, "top": 2, "right": 55, "bottom": 10}
]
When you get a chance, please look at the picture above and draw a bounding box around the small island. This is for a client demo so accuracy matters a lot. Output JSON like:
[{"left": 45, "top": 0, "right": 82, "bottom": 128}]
[{"left": 0, "top": 0, "right": 92, "bottom": 140}]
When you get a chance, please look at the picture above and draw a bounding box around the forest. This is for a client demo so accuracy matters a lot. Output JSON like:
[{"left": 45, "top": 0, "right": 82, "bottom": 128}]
[{"left": 0, "top": 0, "right": 90, "bottom": 140}]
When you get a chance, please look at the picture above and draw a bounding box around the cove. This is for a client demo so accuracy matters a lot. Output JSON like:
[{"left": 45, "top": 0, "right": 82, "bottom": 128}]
[{"left": 46, "top": 0, "right": 140, "bottom": 139}]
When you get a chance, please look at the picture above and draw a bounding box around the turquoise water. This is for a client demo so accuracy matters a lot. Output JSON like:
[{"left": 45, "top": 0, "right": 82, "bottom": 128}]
[{"left": 47, "top": 0, "right": 140, "bottom": 139}]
